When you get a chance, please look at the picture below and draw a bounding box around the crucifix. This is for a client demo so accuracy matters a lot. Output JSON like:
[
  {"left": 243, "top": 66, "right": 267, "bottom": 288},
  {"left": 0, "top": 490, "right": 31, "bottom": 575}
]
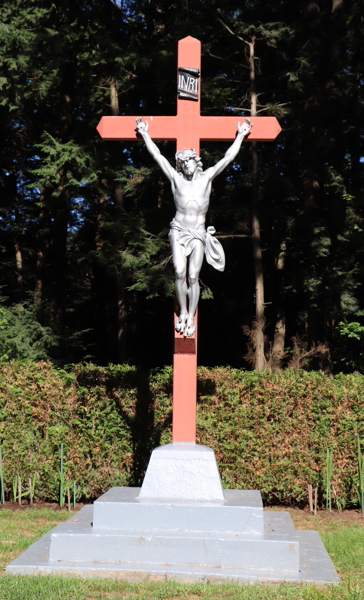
[{"left": 97, "top": 36, "right": 281, "bottom": 445}]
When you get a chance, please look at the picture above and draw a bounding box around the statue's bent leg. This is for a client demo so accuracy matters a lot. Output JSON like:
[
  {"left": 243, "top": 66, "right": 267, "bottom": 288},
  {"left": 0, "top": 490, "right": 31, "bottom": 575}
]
[
  {"left": 170, "top": 230, "right": 188, "bottom": 332},
  {"left": 186, "top": 240, "right": 204, "bottom": 336}
]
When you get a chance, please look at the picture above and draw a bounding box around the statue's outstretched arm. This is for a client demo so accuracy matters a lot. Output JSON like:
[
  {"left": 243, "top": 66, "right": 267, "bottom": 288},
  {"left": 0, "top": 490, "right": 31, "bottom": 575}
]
[
  {"left": 205, "top": 118, "right": 252, "bottom": 181},
  {"left": 136, "top": 118, "right": 176, "bottom": 182}
]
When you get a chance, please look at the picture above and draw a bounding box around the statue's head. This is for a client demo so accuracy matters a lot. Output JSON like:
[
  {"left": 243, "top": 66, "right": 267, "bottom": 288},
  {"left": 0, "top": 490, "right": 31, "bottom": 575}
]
[{"left": 175, "top": 149, "right": 203, "bottom": 177}]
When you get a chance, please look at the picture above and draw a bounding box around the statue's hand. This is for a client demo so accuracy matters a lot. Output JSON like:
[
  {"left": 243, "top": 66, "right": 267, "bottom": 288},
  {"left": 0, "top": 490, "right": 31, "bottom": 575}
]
[
  {"left": 237, "top": 118, "right": 252, "bottom": 137},
  {"left": 136, "top": 117, "right": 148, "bottom": 134}
]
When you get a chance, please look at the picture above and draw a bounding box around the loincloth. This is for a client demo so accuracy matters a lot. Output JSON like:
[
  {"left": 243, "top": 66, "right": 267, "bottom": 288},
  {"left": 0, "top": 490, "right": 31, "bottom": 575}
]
[{"left": 169, "top": 218, "right": 225, "bottom": 272}]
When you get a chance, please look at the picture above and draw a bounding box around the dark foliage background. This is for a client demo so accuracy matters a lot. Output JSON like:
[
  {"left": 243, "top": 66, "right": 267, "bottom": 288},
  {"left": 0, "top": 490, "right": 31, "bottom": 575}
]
[{"left": 0, "top": 0, "right": 363, "bottom": 371}]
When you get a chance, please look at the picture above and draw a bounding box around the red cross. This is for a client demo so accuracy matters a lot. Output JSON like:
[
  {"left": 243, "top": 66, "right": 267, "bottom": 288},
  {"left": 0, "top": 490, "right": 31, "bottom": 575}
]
[
  {"left": 97, "top": 36, "right": 281, "bottom": 444},
  {"left": 96, "top": 36, "right": 281, "bottom": 153}
]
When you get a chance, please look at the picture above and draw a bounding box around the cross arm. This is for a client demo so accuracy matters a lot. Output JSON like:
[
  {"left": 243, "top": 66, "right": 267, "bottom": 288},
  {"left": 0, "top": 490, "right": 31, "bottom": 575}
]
[
  {"left": 96, "top": 116, "right": 281, "bottom": 145},
  {"left": 96, "top": 116, "right": 180, "bottom": 141},
  {"left": 197, "top": 116, "right": 281, "bottom": 142}
]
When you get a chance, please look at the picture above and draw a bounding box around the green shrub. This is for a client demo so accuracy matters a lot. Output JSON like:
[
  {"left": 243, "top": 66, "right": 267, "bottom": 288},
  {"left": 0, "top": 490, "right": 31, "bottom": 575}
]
[
  {"left": 0, "top": 302, "right": 56, "bottom": 361},
  {"left": 0, "top": 362, "right": 362, "bottom": 506}
]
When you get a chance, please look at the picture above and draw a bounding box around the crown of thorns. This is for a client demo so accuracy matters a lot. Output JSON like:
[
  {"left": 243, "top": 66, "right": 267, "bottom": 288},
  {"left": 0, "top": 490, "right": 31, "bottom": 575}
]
[{"left": 175, "top": 149, "right": 203, "bottom": 173}]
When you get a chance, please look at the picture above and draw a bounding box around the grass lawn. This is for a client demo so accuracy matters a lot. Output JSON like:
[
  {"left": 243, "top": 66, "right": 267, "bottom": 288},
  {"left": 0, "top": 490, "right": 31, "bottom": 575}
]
[{"left": 0, "top": 507, "right": 362, "bottom": 600}]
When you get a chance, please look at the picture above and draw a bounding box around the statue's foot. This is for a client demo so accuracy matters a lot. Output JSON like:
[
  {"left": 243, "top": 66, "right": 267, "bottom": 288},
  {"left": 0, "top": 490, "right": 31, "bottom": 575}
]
[
  {"left": 184, "top": 315, "right": 195, "bottom": 337},
  {"left": 176, "top": 313, "right": 187, "bottom": 333}
]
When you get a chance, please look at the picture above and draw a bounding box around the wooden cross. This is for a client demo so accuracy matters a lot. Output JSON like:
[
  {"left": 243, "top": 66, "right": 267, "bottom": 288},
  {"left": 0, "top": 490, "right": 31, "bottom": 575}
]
[{"left": 97, "top": 36, "right": 281, "bottom": 444}]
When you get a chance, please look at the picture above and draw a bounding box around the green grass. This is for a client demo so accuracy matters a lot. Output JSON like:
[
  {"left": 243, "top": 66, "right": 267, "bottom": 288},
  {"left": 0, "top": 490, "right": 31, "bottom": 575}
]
[
  {"left": 0, "top": 508, "right": 77, "bottom": 572},
  {"left": 0, "top": 508, "right": 363, "bottom": 600},
  {"left": 322, "top": 527, "right": 364, "bottom": 579}
]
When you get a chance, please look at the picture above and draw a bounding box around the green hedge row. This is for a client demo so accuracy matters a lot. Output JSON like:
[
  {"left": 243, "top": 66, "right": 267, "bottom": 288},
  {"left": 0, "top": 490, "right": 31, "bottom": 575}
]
[{"left": 0, "top": 361, "right": 363, "bottom": 507}]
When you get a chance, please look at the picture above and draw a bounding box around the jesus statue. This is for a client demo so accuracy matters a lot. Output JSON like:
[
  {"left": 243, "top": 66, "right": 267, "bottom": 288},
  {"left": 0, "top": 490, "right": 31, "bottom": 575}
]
[{"left": 136, "top": 117, "right": 252, "bottom": 337}]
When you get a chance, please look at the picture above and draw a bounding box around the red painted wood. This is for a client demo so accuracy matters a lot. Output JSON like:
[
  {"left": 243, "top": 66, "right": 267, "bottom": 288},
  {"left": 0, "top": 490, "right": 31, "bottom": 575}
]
[
  {"left": 96, "top": 116, "right": 281, "bottom": 147},
  {"left": 172, "top": 354, "right": 197, "bottom": 443},
  {"left": 172, "top": 310, "right": 198, "bottom": 442},
  {"left": 176, "top": 36, "right": 201, "bottom": 152}
]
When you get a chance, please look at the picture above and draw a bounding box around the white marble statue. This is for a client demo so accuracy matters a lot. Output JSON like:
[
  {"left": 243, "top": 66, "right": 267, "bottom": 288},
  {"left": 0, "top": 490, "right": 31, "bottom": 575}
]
[{"left": 136, "top": 117, "right": 252, "bottom": 337}]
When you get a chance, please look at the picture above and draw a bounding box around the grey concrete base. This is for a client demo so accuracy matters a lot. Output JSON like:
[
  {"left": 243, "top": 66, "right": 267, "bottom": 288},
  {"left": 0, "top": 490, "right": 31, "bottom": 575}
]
[
  {"left": 53, "top": 489, "right": 289, "bottom": 571},
  {"left": 139, "top": 443, "right": 225, "bottom": 501},
  {"left": 7, "top": 493, "right": 339, "bottom": 584},
  {"left": 49, "top": 526, "right": 299, "bottom": 572},
  {"left": 93, "top": 487, "right": 264, "bottom": 533}
]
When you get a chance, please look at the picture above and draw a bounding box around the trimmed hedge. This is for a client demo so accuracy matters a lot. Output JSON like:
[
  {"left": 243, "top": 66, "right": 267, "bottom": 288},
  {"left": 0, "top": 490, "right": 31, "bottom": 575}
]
[{"left": 0, "top": 361, "right": 363, "bottom": 507}]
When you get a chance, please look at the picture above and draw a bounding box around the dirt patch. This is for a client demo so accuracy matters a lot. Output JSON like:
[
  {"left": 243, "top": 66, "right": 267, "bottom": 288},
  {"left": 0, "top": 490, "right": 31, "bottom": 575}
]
[
  {"left": 0, "top": 501, "right": 88, "bottom": 511},
  {"left": 265, "top": 506, "right": 364, "bottom": 532}
]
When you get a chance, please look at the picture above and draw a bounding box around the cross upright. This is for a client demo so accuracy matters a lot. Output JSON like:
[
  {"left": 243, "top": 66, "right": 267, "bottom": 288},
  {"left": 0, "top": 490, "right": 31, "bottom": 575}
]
[{"left": 97, "top": 36, "right": 281, "bottom": 445}]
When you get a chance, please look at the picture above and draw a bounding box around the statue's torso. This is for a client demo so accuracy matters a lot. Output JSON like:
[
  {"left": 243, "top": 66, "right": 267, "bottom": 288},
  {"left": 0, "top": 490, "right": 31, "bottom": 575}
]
[{"left": 172, "top": 173, "right": 211, "bottom": 230}]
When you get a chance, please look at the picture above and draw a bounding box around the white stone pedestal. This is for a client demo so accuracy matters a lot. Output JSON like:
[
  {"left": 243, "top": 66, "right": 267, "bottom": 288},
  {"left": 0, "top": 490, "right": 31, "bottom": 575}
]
[{"left": 138, "top": 443, "right": 225, "bottom": 501}]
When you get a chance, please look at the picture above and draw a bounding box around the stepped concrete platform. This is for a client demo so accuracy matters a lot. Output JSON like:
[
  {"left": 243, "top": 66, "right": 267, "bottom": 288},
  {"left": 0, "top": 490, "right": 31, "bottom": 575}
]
[
  {"left": 7, "top": 490, "right": 339, "bottom": 584},
  {"left": 93, "top": 487, "right": 264, "bottom": 533}
]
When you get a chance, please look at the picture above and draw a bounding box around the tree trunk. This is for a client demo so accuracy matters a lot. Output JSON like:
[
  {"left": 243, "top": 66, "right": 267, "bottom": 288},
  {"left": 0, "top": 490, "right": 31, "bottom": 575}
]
[
  {"left": 250, "top": 40, "right": 265, "bottom": 371},
  {"left": 50, "top": 81, "right": 74, "bottom": 333},
  {"left": 110, "top": 78, "right": 128, "bottom": 363},
  {"left": 50, "top": 191, "right": 68, "bottom": 332},
  {"left": 300, "top": 3, "right": 325, "bottom": 350},
  {"left": 302, "top": 0, "right": 345, "bottom": 371},
  {"left": 322, "top": 0, "right": 346, "bottom": 375},
  {"left": 13, "top": 193, "right": 24, "bottom": 304},
  {"left": 93, "top": 197, "right": 107, "bottom": 363},
  {"left": 272, "top": 241, "right": 286, "bottom": 369},
  {"left": 35, "top": 199, "right": 47, "bottom": 313},
  {"left": 14, "top": 238, "right": 23, "bottom": 302},
  {"left": 35, "top": 247, "right": 44, "bottom": 309}
]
